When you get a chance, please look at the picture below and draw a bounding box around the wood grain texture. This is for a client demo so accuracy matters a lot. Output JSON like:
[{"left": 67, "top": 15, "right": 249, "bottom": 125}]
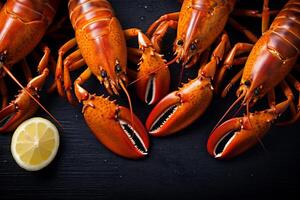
[{"left": 0, "top": 0, "right": 299, "bottom": 199}]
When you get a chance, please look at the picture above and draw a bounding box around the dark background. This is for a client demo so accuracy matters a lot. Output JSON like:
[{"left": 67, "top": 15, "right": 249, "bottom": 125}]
[{"left": 0, "top": 0, "right": 299, "bottom": 199}]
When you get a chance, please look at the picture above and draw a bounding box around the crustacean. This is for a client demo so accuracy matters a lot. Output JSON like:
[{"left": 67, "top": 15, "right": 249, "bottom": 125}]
[
  {"left": 145, "top": 0, "right": 260, "bottom": 136},
  {"left": 56, "top": 0, "right": 153, "bottom": 159},
  {"left": 207, "top": 0, "right": 300, "bottom": 159},
  {"left": 0, "top": 0, "right": 60, "bottom": 132}
]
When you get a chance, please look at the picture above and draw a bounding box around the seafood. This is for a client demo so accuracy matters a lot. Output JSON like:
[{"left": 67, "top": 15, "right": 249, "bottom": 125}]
[
  {"left": 145, "top": 0, "right": 255, "bottom": 136},
  {"left": 56, "top": 0, "right": 150, "bottom": 159},
  {"left": 0, "top": 0, "right": 59, "bottom": 132},
  {"left": 207, "top": 0, "right": 300, "bottom": 159},
  {"left": 127, "top": 25, "right": 171, "bottom": 105}
]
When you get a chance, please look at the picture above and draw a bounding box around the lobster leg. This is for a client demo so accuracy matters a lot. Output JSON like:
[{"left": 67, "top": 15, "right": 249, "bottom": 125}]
[
  {"left": 262, "top": 0, "right": 270, "bottom": 33},
  {"left": 221, "top": 69, "right": 244, "bottom": 98},
  {"left": 20, "top": 60, "right": 33, "bottom": 82},
  {"left": 56, "top": 38, "right": 86, "bottom": 104},
  {"left": 228, "top": 18, "right": 258, "bottom": 43},
  {"left": 56, "top": 38, "right": 77, "bottom": 97},
  {"left": 207, "top": 81, "right": 294, "bottom": 159},
  {"left": 278, "top": 74, "right": 300, "bottom": 125},
  {"left": 267, "top": 88, "right": 276, "bottom": 109},
  {"left": 228, "top": 0, "right": 270, "bottom": 42},
  {"left": 146, "top": 12, "right": 179, "bottom": 36},
  {"left": 232, "top": 56, "right": 248, "bottom": 66},
  {"left": 185, "top": 53, "right": 201, "bottom": 69},
  {"left": 74, "top": 68, "right": 150, "bottom": 159},
  {"left": 232, "top": 9, "right": 278, "bottom": 18},
  {"left": 124, "top": 28, "right": 142, "bottom": 39},
  {"left": 214, "top": 42, "right": 253, "bottom": 94},
  {"left": 150, "top": 20, "right": 178, "bottom": 52},
  {"left": 63, "top": 50, "right": 85, "bottom": 105},
  {"left": 47, "top": 56, "right": 61, "bottom": 94}
]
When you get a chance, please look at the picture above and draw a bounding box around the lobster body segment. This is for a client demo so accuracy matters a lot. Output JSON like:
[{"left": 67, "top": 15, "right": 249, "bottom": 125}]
[
  {"left": 240, "top": 1, "right": 300, "bottom": 102},
  {"left": 0, "top": 0, "right": 58, "bottom": 66}
]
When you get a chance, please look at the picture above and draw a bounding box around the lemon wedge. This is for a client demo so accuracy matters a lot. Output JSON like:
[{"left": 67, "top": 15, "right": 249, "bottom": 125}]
[{"left": 11, "top": 117, "right": 59, "bottom": 171}]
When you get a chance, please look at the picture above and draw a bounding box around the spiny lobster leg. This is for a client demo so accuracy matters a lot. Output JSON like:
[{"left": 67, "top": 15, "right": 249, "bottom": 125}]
[
  {"left": 74, "top": 68, "right": 150, "bottom": 159},
  {"left": 146, "top": 33, "right": 229, "bottom": 136},
  {"left": 0, "top": 47, "right": 50, "bottom": 132},
  {"left": 207, "top": 81, "right": 294, "bottom": 159}
]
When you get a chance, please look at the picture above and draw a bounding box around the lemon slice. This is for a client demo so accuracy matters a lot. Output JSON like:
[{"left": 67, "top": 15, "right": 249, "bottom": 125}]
[{"left": 11, "top": 117, "right": 59, "bottom": 171}]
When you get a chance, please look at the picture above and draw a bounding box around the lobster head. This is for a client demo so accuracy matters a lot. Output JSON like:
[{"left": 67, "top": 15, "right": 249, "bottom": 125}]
[
  {"left": 173, "top": 0, "right": 235, "bottom": 67},
  {"left": 94, "top": 18, "right": 128, "bottom": 94}
]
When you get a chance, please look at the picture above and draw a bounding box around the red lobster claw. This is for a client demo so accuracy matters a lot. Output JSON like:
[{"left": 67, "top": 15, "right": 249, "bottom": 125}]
[
  {"left": 135, "top": 32, "right": 170, "bottom": 105},
  {"left": 146, "top": 77, "right": 213, "bottom": 136},
  {"left": 82, "top": 95, "right": 150, "bottom": 159},
  {"left": 135, "top": 51, "right": 170, "bottom": 105},
  {"left": 207, "top": 100, "right": 290, "bottom": 159}
]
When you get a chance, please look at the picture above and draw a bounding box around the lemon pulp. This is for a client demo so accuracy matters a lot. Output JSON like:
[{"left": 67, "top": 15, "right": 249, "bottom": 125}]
[{"left": 11, "top": 117, "right": 59, "bottom": 171}]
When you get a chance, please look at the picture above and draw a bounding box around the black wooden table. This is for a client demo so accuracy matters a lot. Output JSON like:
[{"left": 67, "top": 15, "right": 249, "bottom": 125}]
[{"left": 0, "top": 0, "right": 299, "bottom": 199}]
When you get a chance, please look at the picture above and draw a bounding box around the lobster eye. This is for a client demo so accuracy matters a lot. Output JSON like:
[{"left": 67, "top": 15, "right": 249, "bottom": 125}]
[
  {"left": 244, "top": 80, "right": 251, "bottom": 87},
  {"left": 101, "top": 70, "right": 107, "bottom": 78},
  {"left": 177, "top": 39, "right": 183, "bottom": 46},
  {"left": 115, "top": 63, "right": 122, "bottom": 73},
  {"left": 190, "top": 43, "right": 197, "bottom": 51}
]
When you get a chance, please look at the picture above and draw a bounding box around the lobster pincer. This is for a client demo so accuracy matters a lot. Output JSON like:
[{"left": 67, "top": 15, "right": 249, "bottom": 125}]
[
  {"left": 74, "top": 69, "right": 149, "bottom": 159},
  {"left": 207, "top": 84, "right": 293, "bottom": 160},
  {"left": 127, "top": 31, "right": 170, "bottom": 105},
  {"left": 146, "top": 75, "right": 213, "bottom": 136},
  {"left": 146, "top": 33, "right": 229, "bottom": 136}
]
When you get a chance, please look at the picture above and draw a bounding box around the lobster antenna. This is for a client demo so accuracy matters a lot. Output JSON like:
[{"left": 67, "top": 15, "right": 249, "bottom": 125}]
[
  {"left": 2, "top": 64, "right": 62, "bottom": 128},
  {"left": 128, "top": 54, "right": 180, "bottom": 86},
  {"left": 119, "top": 80, "right": 134, "bottom": 127},
  {"left": 210, "top": 90, "right": 246, "bottom": 134},
  {"left": 246, "top": 100, "right": 252, "bottom": 127},
  {"left": 233, "top": 103, "right": 244, "bottom": 118},
  {"left": 178, "top": 64, "right": 185, "bottom": 87}
]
